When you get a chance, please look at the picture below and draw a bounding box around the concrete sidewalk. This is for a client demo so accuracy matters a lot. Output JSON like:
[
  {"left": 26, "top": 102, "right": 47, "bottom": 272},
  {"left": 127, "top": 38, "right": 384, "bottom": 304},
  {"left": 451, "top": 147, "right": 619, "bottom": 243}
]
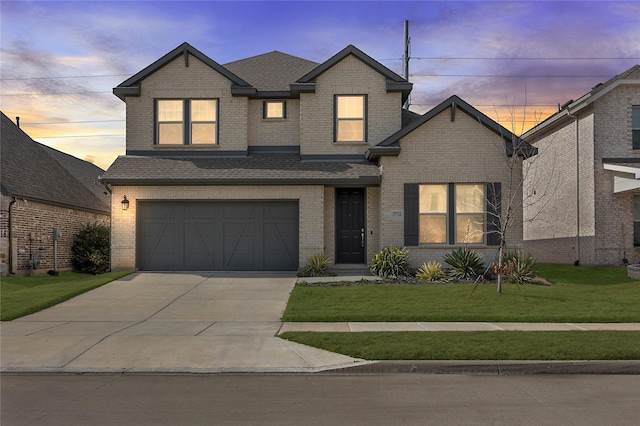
[{"left": 280, "top": 321, "right": 640, "bottom": 332}]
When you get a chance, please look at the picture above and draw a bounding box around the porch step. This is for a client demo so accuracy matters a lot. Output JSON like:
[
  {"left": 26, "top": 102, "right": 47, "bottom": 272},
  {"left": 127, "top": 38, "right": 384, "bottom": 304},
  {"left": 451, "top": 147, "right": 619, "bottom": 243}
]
[{"left": 328, "top": 264, "right": 371, "bottom": 276}]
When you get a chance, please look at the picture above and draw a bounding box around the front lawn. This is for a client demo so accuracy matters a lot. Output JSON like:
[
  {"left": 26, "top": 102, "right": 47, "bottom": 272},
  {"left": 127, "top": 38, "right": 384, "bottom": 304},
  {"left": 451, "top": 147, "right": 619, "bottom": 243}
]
[
  {"left": 282, "top": 265, "right": 640, "bottom": 323},
  {"left": 1, "top": 271, "right": 132, "bottom": 321}
]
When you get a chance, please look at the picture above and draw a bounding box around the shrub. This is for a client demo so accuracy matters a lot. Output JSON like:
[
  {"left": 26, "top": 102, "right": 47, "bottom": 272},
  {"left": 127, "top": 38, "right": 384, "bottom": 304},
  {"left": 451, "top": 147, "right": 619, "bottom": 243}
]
[
  {"left": 369, "top": 246, "right": 409, "bottom": 278},
  {"left": 443, "top": 247, "right": 485, "bottom": 281},
  {"left": 416, "top": 261, "right": 446, "bottom": 282},
  {"left": 301, "top": 253, "right": 332, "bottom": 277},
  {"left": 71, "top": 222, "right": 110, "bottom": 274},
  {"left": 497, "top": 251, "right": 537, "bottom": 284}
]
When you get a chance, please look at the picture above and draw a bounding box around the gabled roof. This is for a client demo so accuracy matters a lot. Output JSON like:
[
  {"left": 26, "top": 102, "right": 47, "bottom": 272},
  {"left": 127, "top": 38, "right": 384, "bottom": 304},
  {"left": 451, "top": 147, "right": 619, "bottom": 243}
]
[
  {"left": 524, "top": 64, "right": 640, "bottom": 138},
  {"left": 0, "top": 112, "right": 110, "bottom": 213},
  {"left": 366, "top": 95, "right": 537, "bottom": 160},
  {"left": 113, "top": 42, "right": 252, "bottom": 100},
  {"left": 224, "top": 51, "right": 319, "bottom": 94},
  {"left": 293, "top": 45, "right": 412, "bottom": 102}
]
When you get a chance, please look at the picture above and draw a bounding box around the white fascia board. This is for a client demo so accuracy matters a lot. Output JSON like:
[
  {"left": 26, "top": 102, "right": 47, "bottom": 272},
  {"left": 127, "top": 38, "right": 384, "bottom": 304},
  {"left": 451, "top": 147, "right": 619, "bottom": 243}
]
[
  {"left": 613, "top": 176, "right": 640, "bottom": 193},
  {"left": 603, "top": 163, "right": 640, "bottom": 178}
]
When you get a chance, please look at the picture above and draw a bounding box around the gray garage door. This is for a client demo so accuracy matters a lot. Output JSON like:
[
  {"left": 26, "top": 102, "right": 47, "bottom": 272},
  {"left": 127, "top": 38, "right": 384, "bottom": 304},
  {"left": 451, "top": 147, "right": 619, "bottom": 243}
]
[{"left": 138, "top": 201, "right": 299, "bottom": 271}]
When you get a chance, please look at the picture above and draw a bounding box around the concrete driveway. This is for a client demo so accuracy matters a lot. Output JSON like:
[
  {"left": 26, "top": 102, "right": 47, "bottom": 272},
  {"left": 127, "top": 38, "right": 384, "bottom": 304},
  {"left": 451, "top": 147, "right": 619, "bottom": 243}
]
[{"left": 0, "top": 272, "right": 362, "bottom": 373}]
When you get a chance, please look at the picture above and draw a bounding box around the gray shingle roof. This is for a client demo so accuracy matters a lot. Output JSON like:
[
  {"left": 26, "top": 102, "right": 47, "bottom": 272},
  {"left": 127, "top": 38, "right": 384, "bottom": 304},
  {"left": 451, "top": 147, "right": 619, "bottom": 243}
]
[
  {"left": 224, "top": 51, "right": 319, "bottom": 92},
  {"left": 100, "top": 153, "right": 380, "bottom": 186},
  {"left": 1, "top": 112, "right": 110, "bottom": 213}
]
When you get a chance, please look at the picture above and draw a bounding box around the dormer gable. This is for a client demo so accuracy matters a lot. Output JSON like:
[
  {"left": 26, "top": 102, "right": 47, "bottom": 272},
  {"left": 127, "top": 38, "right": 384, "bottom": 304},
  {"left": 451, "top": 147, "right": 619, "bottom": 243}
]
[
  {"left": 113, "top": 42, "right": 253, "bottom": 100},
  {"left": 291, "top": 44, "right": 412, "bottom": 103}
]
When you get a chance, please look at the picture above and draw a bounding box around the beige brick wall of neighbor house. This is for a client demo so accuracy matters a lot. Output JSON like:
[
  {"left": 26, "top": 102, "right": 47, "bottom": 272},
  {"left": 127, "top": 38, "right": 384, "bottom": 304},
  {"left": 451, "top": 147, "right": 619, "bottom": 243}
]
[
  {"left": 0, "top": 197, "right": 109, "bottom": 275},
  {"left": 248, "top": 99, "right": 301, "bottom": 146},
  {"left": 523, "top": 111, "right": 597, "bottom": 264},
  {"left": 110, "top": 185, "right": 324, "bottom": 271},
  {"left": 592, "top": 85, "right": 640, "bottom": 265},
  {"left": 378, "top": 109, "right": 524, "bottom": 268},
  {"left": 300, "top": 55, "right": 402, "bottom": 156},
  {"left": 125, "top": 53, "right": 248, "bottom": 152}
]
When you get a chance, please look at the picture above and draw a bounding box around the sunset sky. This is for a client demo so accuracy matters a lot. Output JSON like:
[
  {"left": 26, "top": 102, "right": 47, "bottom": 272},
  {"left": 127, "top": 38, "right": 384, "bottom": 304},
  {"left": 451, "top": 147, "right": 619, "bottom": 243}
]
[{"left": 1, "top": 0, "right": 639, "bottom": 170}]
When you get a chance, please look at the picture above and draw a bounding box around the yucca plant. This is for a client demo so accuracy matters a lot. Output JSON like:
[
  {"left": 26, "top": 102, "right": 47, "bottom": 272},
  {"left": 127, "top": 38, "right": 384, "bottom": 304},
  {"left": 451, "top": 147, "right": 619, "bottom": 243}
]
[
  {"left": 504, "top": 251, "right": 537, "bottom": 284},
  {"left": 300, "top": 253, "right": 332, "bottom": 277},
  {"left": 443, "top": 246, "right": 485, "bottom": 281},
  {"left": 369, "top": 246, "right": 409, "bottom": 278},
  {"left": 416, "top": 261, "right": 446, "bottom": 282}
]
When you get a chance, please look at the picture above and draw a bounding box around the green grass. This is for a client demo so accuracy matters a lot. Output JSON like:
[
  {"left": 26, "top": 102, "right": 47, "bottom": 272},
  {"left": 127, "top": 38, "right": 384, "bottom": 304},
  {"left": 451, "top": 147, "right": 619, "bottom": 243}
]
[
  {"left": 279, "top": 331, "right": 640, "bottom": 360},
  {"left": 283, "top": 265, "right": 640, "bottom": 323},
  {"left": 1, "top": 271, "right": 132, "bottom": 321}
]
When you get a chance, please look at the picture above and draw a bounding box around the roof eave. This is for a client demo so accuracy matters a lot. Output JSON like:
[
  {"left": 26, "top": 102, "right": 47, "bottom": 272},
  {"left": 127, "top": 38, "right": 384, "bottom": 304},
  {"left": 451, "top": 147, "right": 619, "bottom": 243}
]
[{"left": 100, "top": 177, "right": 381, "bottom": 186}]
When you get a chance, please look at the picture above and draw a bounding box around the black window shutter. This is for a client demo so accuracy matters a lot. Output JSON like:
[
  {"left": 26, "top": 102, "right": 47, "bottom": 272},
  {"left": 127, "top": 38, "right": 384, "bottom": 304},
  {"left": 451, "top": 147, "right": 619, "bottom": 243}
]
[
  {"left": 404, "top": 183, "right": 419, "bottom": 246},
  {"left": 486, "top": 182, "right": 502, "bottom": 246}
]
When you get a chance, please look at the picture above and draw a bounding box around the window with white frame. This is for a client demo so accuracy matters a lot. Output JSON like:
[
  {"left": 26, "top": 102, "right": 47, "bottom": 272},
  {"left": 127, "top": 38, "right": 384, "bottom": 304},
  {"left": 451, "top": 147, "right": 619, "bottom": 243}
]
[
  {"left": 156, "top": 99, "right": 218, "bottom": 145},
  {"left": 419, "top": 183, "right": 485, "bottom": 244},
  {"left": 633, "top": 106, "right": 640, "bottom": 150},
  {"left": 335, "top": 95, "right": 366, "bottom": 142},
  {"left": 264, "top": 100, "right": 286, "bottom": 119}
]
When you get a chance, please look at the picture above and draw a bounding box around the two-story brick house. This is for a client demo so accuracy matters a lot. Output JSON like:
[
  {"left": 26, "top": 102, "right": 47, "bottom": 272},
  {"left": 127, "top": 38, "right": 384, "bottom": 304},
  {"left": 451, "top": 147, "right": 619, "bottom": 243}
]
[
  {"left": 101, "top": 42, "right": 535, "bottom": 272},
  {"left": 522, "top": 65, "right": 640, "bottom": 266}
]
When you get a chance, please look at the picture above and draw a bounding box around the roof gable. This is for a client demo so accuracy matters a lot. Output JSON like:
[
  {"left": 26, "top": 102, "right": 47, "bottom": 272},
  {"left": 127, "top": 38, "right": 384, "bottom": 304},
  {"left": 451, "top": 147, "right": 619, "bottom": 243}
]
[
  {"left": 293, "top": 45, "right": 412, "bottom": 102},
  {"left": 366, "top": 95, "right": 537, "bottom": 160},
  {"left": 0, "top": 112, "right": 109, "bottom": 213},
  {"left": 524, "top": 64, "right": 640, "bottom": 137},
  {"left": 113, "top": 42, "right": 252, "bottom": 100}
]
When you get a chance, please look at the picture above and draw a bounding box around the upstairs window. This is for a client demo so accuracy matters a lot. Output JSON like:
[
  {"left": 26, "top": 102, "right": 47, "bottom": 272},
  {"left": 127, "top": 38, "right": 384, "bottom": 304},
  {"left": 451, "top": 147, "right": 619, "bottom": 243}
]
[
  {"left": 264, "top": 101, "right": 286, "bottom": 119},
  {"left": 157, "top": 99, "right": 218, "bottom": 145},
  {"left": 335, "top": 95, "right": 367, "bottom": 142},
  {"left": 633, "top": 106, "right": 640, "bottom": 150}
]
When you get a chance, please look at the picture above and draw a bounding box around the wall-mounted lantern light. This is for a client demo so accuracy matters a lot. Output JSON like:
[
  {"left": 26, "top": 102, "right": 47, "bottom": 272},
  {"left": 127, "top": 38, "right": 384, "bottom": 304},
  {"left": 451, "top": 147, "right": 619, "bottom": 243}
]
[{"left": 121, "top": 195, "right": 129, "bottom": 211}]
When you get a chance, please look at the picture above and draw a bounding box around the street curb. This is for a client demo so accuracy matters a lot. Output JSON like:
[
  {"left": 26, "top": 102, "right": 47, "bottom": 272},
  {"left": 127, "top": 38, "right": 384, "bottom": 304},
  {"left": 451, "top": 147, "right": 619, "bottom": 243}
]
[{"left": 320, "top": 360, "right": 640, "bottom": 375}]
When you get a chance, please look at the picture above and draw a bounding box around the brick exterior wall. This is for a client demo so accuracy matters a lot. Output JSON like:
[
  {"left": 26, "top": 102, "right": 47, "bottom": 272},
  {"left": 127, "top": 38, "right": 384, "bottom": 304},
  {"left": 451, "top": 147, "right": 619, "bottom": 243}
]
[
  {"left": 378, "top": 108, "right": 525, "bottom": 268},
  {"left": 300, "top": 55, "right": 402, "bottom": 156},
  {"left": 524, "top": 82, "right": 640, "bottom": 266},
  {"left": 247, "top": 99, "right": 301, "bottom": 146},
  {"left": 523, "top": 111, "right": 596, "bottom": 264},
  {"left": 0, "top": 196, "right": 109, "bottom": 275},
  {"left": 109, "top": 185, "right": 325, "bottom": 271},
  {"left": 125, "top": 53, "right": 248, "bottom": 152}
]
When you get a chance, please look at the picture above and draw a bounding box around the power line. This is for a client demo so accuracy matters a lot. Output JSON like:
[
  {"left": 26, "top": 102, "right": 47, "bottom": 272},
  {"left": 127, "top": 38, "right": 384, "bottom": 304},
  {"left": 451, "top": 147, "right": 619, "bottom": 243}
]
[
  {"left": 37, "top": 134, "right": 124, "bottom": 139},
  {"left": 410, "top": 74, "right": 612, "bottom": 78},
  {"left": 1, "top": 91, "right": 112, "bottom": 96},
  {"left": 0, "top": 74, "right": 131, "bottom": 81},
  {"left": 27, "top": 120, "right": 124, "bottom": 125},
  {"left": 380, "top": 57, "right": 640, "bottom": 61}
]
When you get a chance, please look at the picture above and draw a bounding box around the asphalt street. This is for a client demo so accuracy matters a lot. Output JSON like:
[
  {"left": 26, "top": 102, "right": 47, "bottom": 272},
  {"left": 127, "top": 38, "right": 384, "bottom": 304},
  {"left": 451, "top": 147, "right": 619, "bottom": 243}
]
[{"left": 2, "top": 373, "right": 640, "bottom": 425}]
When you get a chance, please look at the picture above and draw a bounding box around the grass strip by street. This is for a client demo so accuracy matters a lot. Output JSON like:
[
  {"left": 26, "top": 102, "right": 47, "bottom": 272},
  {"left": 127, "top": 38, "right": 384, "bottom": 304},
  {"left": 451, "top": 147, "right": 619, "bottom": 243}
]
[
  {"left": 1, "top": 271, "right": 132, "bottom": 321},
  {"left": 283, "top": 265, "right": 640, "bottom": 323},
  {"left": 279, "top": 331, "right": 640, "bottom": 360}
]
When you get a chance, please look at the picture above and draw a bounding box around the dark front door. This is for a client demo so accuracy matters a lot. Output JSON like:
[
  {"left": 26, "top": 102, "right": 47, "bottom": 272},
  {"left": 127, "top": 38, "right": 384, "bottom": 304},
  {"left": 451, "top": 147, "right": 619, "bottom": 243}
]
[{"left": 336, "top": 188, "right": 365, "bottom": 264}]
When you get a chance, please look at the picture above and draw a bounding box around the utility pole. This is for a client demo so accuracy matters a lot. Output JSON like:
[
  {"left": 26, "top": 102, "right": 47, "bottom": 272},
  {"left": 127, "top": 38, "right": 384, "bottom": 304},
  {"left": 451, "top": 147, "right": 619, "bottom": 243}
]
[{"left": 402, "top": 20, "right": 411, "bottom": 109}]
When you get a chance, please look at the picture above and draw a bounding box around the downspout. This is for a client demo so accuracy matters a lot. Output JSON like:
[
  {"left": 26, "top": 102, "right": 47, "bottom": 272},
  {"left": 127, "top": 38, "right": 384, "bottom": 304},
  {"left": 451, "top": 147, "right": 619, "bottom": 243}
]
[
  {"left": 565, "top": 108, "right": 580, "bottom": 265},
  {"left": 8, "top": 196, "right": 17, "bottom": 275}
]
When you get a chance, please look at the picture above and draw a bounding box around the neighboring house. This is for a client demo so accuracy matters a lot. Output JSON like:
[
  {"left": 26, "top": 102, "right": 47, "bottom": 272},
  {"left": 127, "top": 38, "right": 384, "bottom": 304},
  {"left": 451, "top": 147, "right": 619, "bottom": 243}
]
[
  {"left": 522, "top": 65, "right": 640, "bottom": 266},
  {"left": 0, "top": 112, "right": 110, "bottom": 275},
  {"left": 101, "top": 42, "right": 536, "bottom": 272}
]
